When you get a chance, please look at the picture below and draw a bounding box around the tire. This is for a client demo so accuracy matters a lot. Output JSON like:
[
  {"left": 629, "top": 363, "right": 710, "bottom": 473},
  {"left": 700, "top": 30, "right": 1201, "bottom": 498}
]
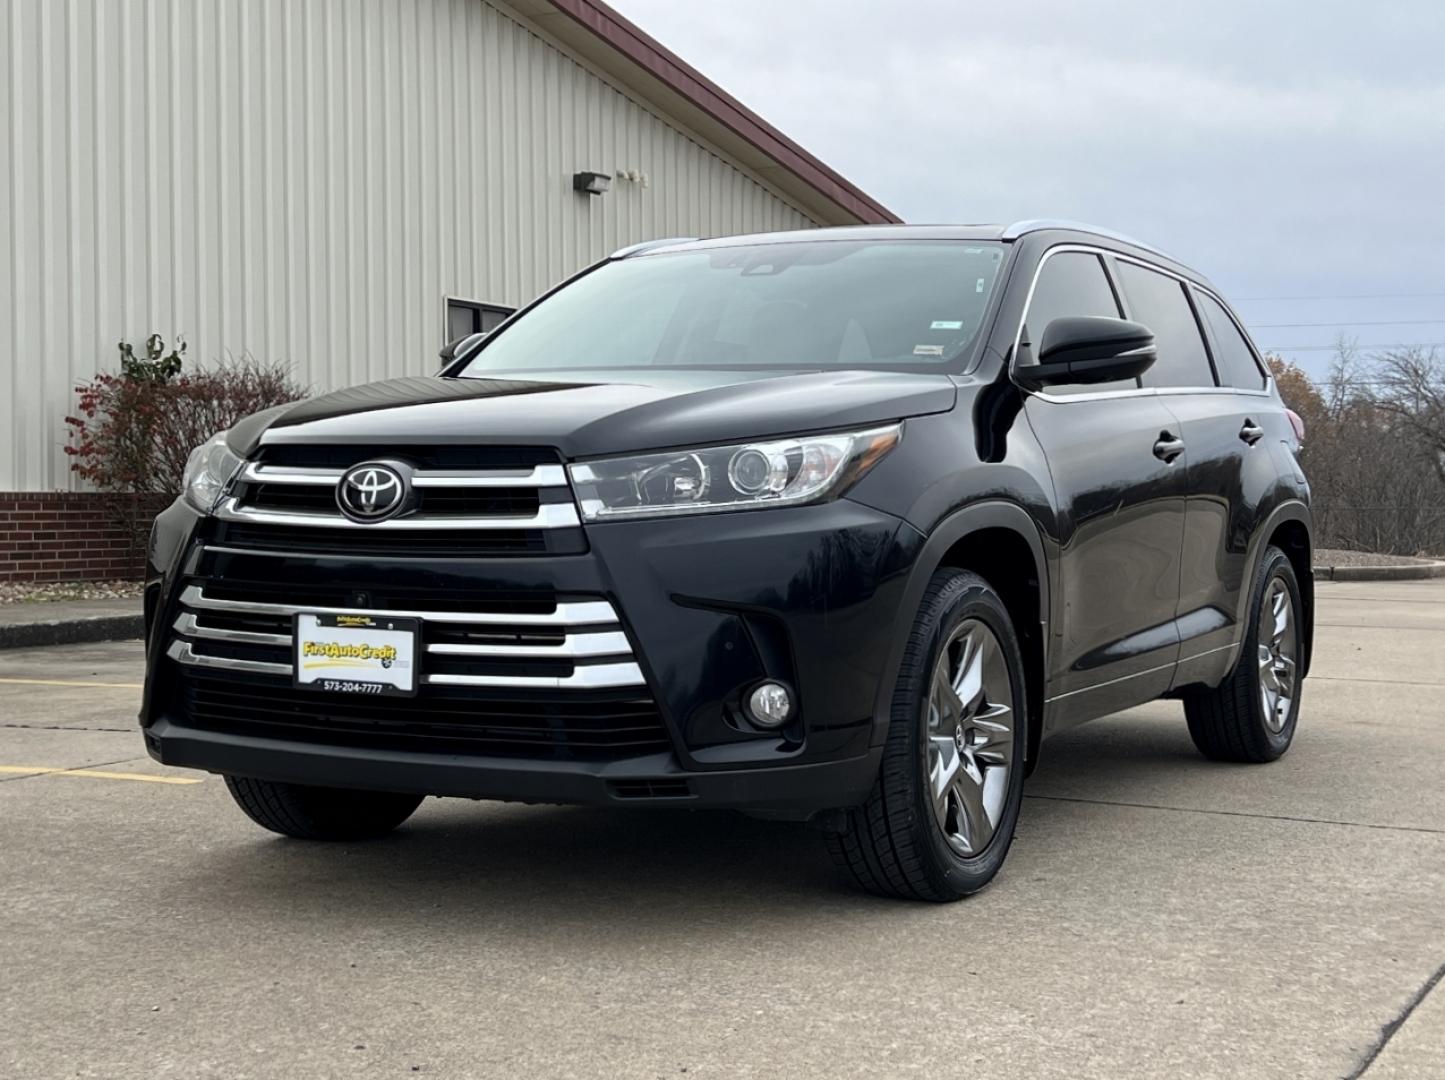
[
  {"left": 1184, "top": 545, "right": 1304, "bottom": 763},
  {"left": 224, "top": 776, "right": 424, "bottom": 840},
  {"left": 827, "top": 568, "right": 1028, "bottom": 902}
]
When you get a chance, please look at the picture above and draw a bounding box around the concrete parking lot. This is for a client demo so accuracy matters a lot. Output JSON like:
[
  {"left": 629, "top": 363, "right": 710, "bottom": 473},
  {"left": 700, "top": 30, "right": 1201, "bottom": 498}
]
[{"left": 2, "top": 579, "right": 1442, "bottom": 1079}]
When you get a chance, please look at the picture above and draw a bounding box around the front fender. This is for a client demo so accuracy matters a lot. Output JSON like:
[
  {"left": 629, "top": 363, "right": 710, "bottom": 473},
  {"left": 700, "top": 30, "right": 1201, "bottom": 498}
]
[{"left": 869, "top": 500, "right": 1051, "bottom": 765}]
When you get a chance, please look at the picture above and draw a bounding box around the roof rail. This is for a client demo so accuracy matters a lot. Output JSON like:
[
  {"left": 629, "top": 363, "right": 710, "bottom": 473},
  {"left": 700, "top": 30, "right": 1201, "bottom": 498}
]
[
  {"left": 610, "top": 237, "right": 699, "bottom": 259},
  {"left": 1002, "top": 219, "right": 1177, "bottom": 262}
]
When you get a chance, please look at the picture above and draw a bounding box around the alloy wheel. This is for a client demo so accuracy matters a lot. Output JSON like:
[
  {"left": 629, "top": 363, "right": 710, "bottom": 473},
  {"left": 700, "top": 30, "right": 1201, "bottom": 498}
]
[
  {"left": 1257, "top": 578, "right": 1298, "bottom": 733},
  {"left": 926, "top": 619, "right": 1015, "bottom": 857}
]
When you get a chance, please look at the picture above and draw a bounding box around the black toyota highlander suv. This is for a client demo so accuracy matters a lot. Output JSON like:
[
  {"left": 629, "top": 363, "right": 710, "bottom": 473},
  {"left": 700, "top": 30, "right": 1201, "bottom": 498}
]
[{"left": 141, "top": 222, "right": 1313, "bottom": 901}]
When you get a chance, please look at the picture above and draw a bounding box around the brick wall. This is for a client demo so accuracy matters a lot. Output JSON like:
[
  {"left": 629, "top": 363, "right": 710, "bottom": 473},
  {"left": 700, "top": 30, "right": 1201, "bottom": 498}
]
[{"left": 0, "top": 493, "right": 170, "bottom": 583}]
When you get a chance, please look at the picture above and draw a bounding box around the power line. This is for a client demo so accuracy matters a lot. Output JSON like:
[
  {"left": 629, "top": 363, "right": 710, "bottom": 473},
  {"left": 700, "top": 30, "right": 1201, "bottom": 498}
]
[
  {"left": 1260, "top": 342, "right": 1445, "bottom": 353},
  {"left": 1235, "top": 291, "right": 1445, "bottom": 302},
  {"left": 1250, "top": 319, "right": 1445, "bottom": 329}
]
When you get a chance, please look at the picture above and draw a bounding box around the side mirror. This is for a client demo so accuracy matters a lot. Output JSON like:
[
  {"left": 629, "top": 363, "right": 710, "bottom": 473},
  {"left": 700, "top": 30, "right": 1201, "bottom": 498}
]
[
  {"left": 438, "top": 331, "right": 488, "bottom": 371},
  {"left": 1018, "top": 316, "right": 1156, "bottom": 389}
]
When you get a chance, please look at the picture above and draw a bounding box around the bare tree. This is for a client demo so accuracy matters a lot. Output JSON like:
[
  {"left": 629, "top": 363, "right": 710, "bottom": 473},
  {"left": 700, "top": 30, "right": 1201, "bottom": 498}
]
[
  {"left": 1371, "top": 346, "right": 1445, "bottom": 484},
  {"left": 1278, "top": 341, "right": 1445, "bottom": 556}
]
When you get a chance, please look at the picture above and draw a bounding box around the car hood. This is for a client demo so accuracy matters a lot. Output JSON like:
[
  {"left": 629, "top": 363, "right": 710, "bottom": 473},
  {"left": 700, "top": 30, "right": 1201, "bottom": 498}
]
[{"left": 232, "top": 369, "right": 957, "bottom": 459}]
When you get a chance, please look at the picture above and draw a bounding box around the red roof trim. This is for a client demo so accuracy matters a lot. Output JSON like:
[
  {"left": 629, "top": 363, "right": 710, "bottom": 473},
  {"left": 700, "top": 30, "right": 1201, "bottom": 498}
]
[{"left": 542, "top": 0, "right": 902, "bottom": 225}]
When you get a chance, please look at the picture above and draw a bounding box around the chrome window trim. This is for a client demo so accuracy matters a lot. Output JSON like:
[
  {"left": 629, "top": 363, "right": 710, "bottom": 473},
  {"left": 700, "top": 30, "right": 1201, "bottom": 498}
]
[
  {"left": 213, "top": 497, "right": 580, "bottom": 531},
  {"left": 1009, "top": 243, "right": 1273, "bottom": 404},
  {"left": 1001, "top": 219, "right": 1178, "bottom": 262},
  {"left": 178, "top": 585, "right": 620, "bottom": 627}
]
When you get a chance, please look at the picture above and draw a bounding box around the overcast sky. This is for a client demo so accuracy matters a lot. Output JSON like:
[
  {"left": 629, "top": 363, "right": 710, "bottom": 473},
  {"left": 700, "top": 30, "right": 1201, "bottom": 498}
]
[{"left": 612, "top": 0, "right": 1445, "bottom": 379}]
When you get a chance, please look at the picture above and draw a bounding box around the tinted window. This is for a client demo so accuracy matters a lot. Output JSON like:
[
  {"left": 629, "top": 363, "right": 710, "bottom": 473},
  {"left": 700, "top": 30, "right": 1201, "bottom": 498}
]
[
  {"left": 1196, "top": 290, "right": 1266, "bottom": 390},
  {"left": 1019, "top": 251, "right": 1134, "bottom": 395},
  {"left": 460, "top": 241, "right": 1007, "bottom": 375},
  {"left": 1117, "top": 263, "right": 1215, "bottom": 388}
]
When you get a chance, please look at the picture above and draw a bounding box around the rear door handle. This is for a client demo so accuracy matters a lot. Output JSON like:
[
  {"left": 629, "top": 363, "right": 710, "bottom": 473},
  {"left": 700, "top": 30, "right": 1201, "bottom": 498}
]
[
  {"left": 1153, "top": 432, "right": 1185, "bottom": 464},
  {"left": 1239, "top": 419, "right": 1265, "bottom": 445}
]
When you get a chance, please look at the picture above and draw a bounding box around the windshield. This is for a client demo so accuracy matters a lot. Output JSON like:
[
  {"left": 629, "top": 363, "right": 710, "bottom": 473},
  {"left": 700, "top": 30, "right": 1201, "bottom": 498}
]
[{"left": 459, "top": 240, "right": 1007, "bottom": 376}]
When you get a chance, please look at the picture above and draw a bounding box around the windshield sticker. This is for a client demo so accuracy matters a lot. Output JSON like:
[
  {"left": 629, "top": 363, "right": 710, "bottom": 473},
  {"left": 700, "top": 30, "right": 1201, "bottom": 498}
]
[
  {"left": 913, "top": 345, "right": 945, "bottom": 357},
  {"left": 930, "top": 320, "right": 963, "bottom": 330},
  {"left": 976, "top": 278, "right": 987, "bottom": 293}
]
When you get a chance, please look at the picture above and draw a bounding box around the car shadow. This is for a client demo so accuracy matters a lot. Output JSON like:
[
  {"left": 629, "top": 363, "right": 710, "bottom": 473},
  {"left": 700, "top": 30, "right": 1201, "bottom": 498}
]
[
  {"left": 179, "top": 801, "right": 906, "bottom": 944},
  {"left": 175, "top": 707, "right": 1208, "bottom": 934}
]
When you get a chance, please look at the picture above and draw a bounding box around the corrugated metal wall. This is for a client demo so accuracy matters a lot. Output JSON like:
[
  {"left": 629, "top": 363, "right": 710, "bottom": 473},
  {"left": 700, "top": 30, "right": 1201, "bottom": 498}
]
[{"left": 0, "top": 0, "right": 817, "bottom": 492}]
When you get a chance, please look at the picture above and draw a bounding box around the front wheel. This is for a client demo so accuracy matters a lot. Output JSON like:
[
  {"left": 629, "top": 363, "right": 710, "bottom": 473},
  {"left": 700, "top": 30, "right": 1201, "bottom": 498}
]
[
  {"left": 224, "top": 776, "right": 424, "bottom": 840},
  {"left": 827, "top": 569, "right": 1027, "bottom": 902}
]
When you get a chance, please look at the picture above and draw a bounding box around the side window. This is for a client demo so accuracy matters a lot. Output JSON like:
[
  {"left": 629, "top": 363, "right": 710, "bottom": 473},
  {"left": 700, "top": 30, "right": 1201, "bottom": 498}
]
[
  {"left": 1115, "top": 263, "right": 1216, "bottom": 389},
  {"left": 1196, "top": 290, "right": 1267, "bottom": 390},
  {"left": 1019, "top": 251, "right": 1135, "bottom": 395}
]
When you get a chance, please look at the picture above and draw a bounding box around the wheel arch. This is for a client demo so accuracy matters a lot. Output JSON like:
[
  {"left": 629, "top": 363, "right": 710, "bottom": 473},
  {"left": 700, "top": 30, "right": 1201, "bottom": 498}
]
[
  {"left": 879, "top": 501, "right": 1051, "bottom": 772},
  {"left": 1229, "top": 500, "right": 1313, "bottom": 679},
  {"left": 1261, "top": 505, "right": 1314, "bottom": 677}
]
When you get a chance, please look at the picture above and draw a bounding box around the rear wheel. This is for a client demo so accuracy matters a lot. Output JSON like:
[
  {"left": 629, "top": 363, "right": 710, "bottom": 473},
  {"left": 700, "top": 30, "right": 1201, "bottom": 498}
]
[
  {"left": 827, "top": 569, "right": 1027, "bottom": 902},
  {"left": 1184, "top": 545, "right": 1304, "bottom": 763},
  {"left": 224, "top": 776, "right": 424, "bottom": 840}
]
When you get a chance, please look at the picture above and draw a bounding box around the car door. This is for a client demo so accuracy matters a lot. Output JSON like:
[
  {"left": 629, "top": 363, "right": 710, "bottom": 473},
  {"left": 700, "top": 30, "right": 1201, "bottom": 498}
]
[
  {"left": 1148, "top": 282, "right": 1282, "bottom": 688},
  {"left": 1015, "top": 249, "right": 1187, "bottom": 728}
]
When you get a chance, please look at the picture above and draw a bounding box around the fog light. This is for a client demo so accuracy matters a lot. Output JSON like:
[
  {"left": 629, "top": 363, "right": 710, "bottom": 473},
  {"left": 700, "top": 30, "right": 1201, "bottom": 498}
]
[{"left": 747, "top": 681, "right": 793, "bottom": 728}]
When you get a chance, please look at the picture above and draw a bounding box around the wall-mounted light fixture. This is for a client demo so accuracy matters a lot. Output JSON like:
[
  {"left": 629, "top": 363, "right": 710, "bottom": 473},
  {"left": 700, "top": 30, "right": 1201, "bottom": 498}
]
[{"left": 572, "top": 171, "right": 611, "bottom": 196}]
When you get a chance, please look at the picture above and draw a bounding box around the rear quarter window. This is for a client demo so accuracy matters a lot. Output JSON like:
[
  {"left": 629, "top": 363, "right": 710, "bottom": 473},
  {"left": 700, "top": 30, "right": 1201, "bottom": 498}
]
[{"left": 1195, "top": 290, "right": 1268, "bottom": 390}]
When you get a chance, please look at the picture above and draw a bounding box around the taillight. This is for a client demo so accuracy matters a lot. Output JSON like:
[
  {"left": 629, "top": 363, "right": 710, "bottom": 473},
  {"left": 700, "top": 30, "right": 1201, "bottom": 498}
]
[{"left": 1285, "top": 408, "right": 1305, "bottom": 445}]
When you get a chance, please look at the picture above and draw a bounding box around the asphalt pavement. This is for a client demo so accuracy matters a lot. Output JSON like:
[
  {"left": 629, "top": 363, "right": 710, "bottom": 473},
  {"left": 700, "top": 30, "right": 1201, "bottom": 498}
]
[{"left": 1, "top": 579, "right": 1442, "bottom": 1079}]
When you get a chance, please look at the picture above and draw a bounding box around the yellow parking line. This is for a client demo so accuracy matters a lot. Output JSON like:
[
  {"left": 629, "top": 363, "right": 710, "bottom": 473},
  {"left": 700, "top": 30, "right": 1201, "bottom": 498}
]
[
  {"left": 0, "top": 677, "right": 144, "bottom": 689},
  {"left": 0, "top": 765, "right": 200, "bottom": 785}
]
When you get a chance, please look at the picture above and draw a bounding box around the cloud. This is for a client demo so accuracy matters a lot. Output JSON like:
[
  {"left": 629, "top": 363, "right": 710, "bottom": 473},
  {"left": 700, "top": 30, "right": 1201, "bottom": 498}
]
[{"left": 612, "top": 0, "right": 1445, "bottom": 374}]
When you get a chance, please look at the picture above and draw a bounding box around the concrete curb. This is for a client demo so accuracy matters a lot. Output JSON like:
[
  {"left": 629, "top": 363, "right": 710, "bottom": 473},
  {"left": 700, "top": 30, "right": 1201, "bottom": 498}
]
[
  {"left": 1314, "top": 561, "right": 1445, "bottom": 582},
  {"left": 0, "top": 614, "right": 145, "bottom": 650}
]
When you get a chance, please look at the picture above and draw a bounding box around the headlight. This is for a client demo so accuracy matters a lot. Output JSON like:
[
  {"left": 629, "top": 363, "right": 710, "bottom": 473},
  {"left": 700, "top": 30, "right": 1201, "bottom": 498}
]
[
  {"left": 568, "top": 424, "right": 902, "bottom": 521},
  {"left": 181, "top": 432, "right": 244, "bottom": 513}
]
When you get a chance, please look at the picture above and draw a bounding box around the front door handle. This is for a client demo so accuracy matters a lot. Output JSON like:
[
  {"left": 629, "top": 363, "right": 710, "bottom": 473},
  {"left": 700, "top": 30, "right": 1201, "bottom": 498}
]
[
  {"left": 1153, "top": 432, "right": 1185, "bottom": 464},
  {"left": 1239, "top": 419, "right": 1265, "bottom": 445}
]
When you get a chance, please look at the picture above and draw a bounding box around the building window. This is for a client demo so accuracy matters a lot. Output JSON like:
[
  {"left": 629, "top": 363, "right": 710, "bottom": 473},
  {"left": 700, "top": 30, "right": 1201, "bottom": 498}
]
[{"left": 445, "top": 297, "right": 513, "bottom": 344}]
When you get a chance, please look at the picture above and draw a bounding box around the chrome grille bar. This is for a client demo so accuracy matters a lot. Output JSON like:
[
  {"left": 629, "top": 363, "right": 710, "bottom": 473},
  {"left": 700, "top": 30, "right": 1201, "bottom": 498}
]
[
  {"left": 169, "top": 587, "right": 648, "bottom": 690},
  {"left": 167, "top": 641, "right": 646, "bottom": 688},
  {"left": 239, "top": 462, "right": 568, "bottom": 487},
  {"left": 173, "top": 612, "right": 291, "bottom": 647},
  {"left": 173, "top": 609, "right": 633, "bottom": 660},
  {"left": 213, "top": 497, "right": 580, "bottom": 531},
  {"left": 167, "top": 640, "right": 291, "bottom": 677},
  {"left": 425, "top": 631, "right": 633, "bottom": 659},
  {"left": 178, "top": 585, "right": 619, "bottom": 627},
  {"left": 426, "top": 664, "right": 645, "bottom": 690}
]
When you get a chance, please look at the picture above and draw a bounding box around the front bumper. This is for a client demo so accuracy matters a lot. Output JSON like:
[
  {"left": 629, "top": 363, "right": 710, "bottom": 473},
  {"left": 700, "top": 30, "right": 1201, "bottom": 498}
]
[
  {"left": 143, "top": 717, "right": 883, "bottom": 811},
  {"left": 141, "top": 496, "right": 921, "bottom": 813}
]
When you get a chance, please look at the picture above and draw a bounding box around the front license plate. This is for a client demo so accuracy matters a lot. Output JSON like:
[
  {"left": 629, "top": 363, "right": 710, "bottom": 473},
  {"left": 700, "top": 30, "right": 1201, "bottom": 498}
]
[{"left": 294, "top": 613, "right": 419, "bottom": 697}]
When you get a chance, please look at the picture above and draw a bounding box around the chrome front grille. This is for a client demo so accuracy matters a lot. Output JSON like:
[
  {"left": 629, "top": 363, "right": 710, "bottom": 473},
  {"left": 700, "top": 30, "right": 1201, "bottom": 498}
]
[
  {"left": 211, "top": 445, "right": 585, "bottom": 557},
  {"left": 167, "top": 585, "right": 645, "bottom": 690},
  {"left": 224, "top": 459, "right": 579, "bottom": 531}
]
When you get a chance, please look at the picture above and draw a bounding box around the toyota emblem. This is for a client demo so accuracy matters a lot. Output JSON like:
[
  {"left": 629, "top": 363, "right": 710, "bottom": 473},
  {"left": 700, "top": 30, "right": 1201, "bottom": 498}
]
[{"left": 337, "top": 462, "right": 409, "bottom": 522}]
